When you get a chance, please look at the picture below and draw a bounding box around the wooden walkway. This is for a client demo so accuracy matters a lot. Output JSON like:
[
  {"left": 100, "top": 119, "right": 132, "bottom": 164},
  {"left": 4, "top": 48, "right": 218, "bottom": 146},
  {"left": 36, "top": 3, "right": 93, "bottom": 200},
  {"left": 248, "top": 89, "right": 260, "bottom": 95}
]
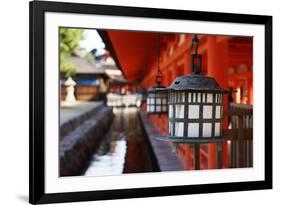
[{"left": 139, "top": 112, "right": 184, "bottom": 172}]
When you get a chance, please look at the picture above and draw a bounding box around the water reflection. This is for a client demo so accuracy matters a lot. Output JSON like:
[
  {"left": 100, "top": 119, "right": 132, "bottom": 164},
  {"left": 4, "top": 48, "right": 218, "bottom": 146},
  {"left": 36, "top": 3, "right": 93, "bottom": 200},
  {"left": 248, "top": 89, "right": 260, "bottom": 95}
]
[
  {"left": 84, "top": 108, "right": 126, "bottom": 176},
  {"left": 84, "top": 138, "right": 127, "bottom": 176},
  {"left": 84, "top": 107, "right": 156, "bottom": 177}
]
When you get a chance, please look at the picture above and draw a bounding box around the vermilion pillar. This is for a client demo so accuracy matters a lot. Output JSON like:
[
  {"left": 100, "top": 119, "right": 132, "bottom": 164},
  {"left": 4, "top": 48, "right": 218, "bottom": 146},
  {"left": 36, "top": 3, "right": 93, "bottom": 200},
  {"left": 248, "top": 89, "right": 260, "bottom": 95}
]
[
  {"left": 206, "top": 36, "right": 229, "bottom": 169},
  {"left": 184, "top": 51, "right": 191, "bottom": 74}
]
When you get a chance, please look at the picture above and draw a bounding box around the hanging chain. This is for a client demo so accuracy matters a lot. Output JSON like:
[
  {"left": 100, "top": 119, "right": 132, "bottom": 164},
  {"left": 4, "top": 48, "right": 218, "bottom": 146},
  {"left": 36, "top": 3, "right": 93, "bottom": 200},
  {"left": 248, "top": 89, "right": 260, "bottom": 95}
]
[
  {"left": 156, "top": 33, "right": 162, "bottom": 85},
  {"left": 190, "top": 34, "right": 202, "bottom": 74},
  {"left": 190, "top": 34, "right": 199, "bottom": 55}
]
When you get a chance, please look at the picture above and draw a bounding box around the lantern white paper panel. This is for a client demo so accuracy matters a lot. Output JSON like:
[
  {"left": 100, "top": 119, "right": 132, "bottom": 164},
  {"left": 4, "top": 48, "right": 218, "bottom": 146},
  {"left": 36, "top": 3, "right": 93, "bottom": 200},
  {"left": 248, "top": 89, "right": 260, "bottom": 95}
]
[
  {"left": 215, "top": 123, "right": 221, "bottom": 136},
  {"left": 188, "top": 93, "right": 192, "bottom": 102},
  {"left": 169, "top": 92, "right": 173, "bottom": 103},
  {"left": 156, "top": 105, "right": 161, "bottom": 112},
  {"left": 188, "top": 105, "right": 199, "bottom": 119},
  {"left": 175, "top": 105, "right": 184, "bottom": 118},
  {"left": 176, "top": 92, "right": 185, "bottom": 102},
  {"left": 203, "top": 105, "right": 213, "bottom": 119},
  {"left": 203, "top": 123, "right": 212, "bottom": 137},
  {"left": 156, "top": 98, "right": 161, "bottom": 104},
  {"left": 175, "top": 122, "right": 184, "bottom": 136},
  {"left": 216, "top": 106, "right": 221, "bottom": 119},
  {"left": 176, "top": 93, "right": 180, "bottom": 102},
  {"left": 188, "top": 123, "right": 199, "bottom": 137},
  {"left": 169, "top": 122, "right": 173, "bottom": 135},
  {"left": 169, "top": 105, "right": 173, "bottom": 118},
  {"left": 218, "top": 94, "right": 222, "bottom": 103},
  {"left": 197, "top": 93, "right": 201, "bottom": 102},
  {"left": 181, "top": 92, "right": 185, "bottom": 102},
  {"left": 207, "top": 93, "right": 213, "bottom": 103},
  {"left": 202, "top": 93, "right": 205, "bottom": 102},
  {"left": 193, "top": 93, "right": 197, "bottom": 102}
]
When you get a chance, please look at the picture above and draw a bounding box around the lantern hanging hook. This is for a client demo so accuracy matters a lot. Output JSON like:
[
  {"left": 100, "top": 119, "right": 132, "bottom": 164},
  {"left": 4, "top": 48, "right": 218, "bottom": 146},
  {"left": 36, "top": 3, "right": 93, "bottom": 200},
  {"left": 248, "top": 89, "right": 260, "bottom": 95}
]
[
  {"left": 190, "top": 34, "right": 202, "bottom": 74},
  {"left": 190, "top": 34, "right": 200, "bottom": 55}
]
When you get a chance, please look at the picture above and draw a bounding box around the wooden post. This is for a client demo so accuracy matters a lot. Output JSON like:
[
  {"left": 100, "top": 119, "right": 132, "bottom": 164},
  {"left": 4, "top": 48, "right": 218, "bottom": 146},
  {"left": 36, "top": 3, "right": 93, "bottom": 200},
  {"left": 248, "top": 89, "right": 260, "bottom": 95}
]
[
  {"left": 216, "top": 142, "right": 223, "bottom": 169},
  {"left": 208, "top": 143, "right": 217, "bottom": 169},
  {"left": 194, "top": 144, "right": 200, "bottom": 170}
]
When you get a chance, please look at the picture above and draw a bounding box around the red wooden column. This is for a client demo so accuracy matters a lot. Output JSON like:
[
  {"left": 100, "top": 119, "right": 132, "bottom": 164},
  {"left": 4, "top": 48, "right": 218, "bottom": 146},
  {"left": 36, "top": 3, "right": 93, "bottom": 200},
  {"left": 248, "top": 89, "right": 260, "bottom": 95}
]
[
  {"left": 206, "top": 36, "right": 229, "bottom": 169},
  {"left": 183, "top": 51, "right": 191, "bottom": 74}
]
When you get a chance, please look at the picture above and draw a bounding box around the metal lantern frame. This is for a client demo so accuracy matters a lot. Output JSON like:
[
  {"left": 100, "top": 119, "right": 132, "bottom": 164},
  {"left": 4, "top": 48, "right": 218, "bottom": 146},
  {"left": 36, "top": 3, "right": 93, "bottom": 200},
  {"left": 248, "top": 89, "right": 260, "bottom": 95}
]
[{"left": 166, "top": 76, "right": 228, "bottom": 144}]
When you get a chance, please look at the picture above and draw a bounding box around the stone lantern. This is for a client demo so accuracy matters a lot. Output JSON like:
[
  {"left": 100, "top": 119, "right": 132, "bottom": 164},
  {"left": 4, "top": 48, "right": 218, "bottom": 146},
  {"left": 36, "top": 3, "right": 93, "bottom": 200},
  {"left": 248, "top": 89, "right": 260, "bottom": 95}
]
[{"left": 64, "top": 76, "right": 76, "bottom": 105}]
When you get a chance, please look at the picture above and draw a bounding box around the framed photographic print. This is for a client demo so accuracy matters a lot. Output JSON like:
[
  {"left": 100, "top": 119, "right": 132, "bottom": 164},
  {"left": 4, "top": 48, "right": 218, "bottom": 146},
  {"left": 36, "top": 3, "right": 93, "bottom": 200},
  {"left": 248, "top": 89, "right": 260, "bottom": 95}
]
[{"left": 29, "top": 0, "right": 272, "bottom": 204}]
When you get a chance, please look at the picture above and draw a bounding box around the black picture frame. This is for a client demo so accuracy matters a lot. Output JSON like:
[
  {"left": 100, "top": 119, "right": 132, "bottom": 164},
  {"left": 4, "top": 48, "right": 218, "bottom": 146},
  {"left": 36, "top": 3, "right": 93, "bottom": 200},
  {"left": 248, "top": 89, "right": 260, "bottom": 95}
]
[{"left": 29, "top": 0, "right": 272, "bottom": 204}]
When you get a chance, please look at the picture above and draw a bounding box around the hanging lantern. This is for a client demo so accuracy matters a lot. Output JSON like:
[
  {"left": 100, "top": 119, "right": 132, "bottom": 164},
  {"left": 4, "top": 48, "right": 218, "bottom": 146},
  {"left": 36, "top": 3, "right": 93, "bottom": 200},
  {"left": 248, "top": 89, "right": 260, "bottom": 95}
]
[
  {"left": 146, "top": 34, "right": 168, "bottom": 115},
  {"left": 167, "top": 74, "right": 227, "bottom": 143},
  {"left": 147, "top": 82, "right": 168, "bottom": 114},
  {"left": 158, "top": 34, "right": 231, "bottom": 147}
]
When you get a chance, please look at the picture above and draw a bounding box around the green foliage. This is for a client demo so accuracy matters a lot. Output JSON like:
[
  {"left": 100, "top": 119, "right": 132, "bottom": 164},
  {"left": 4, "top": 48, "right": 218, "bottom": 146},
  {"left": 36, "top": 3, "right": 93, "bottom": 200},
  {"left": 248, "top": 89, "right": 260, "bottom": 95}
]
[
  {"left": 59, "top": 28, "right": 84, "bottom": 78},
  {"left": 60, "top": 28, "right": 84, "bottom": 55},
  {"left": 60, "top": 56, "right": 76, "bottom": 78}
]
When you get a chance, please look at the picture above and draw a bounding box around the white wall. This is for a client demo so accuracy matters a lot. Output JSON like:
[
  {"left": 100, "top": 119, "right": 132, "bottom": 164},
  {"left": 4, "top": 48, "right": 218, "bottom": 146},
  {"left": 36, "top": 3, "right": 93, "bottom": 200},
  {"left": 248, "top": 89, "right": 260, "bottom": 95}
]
[{"left": 0, "top": 0, "right": 280, "bottom": 204}]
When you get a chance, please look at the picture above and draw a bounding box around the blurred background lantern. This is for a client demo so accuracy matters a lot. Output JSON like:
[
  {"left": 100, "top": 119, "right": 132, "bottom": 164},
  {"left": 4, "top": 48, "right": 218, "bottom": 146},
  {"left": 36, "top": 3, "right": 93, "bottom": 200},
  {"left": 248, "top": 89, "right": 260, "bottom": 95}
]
[{"left": 146, "top": 34, "right": 168, "bottom": 115}]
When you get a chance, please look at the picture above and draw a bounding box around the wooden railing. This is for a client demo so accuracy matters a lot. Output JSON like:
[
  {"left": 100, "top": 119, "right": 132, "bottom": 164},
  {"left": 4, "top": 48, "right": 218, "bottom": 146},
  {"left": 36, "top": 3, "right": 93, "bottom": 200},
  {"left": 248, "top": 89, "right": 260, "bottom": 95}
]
[{"left": 223, "top": 103, "right": 253, "bottom": 168}]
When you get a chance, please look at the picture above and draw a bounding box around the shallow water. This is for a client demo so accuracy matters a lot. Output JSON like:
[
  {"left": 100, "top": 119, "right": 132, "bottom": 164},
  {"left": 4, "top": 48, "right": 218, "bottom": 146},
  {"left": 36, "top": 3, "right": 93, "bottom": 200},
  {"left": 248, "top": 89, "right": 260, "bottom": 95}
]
[{"left": 83, "top": 107, "right": 156, "bottom": 177}]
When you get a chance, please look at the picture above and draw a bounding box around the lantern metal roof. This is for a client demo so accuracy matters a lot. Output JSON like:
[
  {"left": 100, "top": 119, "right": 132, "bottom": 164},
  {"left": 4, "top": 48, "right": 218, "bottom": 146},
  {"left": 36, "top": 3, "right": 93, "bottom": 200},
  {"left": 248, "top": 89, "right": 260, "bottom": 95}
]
[
  {"left": 157, "top": 74, "right": 231, "bottom": 93},
  {"left": 147, "top": 83, "right": 166, "bottom": 93}
]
